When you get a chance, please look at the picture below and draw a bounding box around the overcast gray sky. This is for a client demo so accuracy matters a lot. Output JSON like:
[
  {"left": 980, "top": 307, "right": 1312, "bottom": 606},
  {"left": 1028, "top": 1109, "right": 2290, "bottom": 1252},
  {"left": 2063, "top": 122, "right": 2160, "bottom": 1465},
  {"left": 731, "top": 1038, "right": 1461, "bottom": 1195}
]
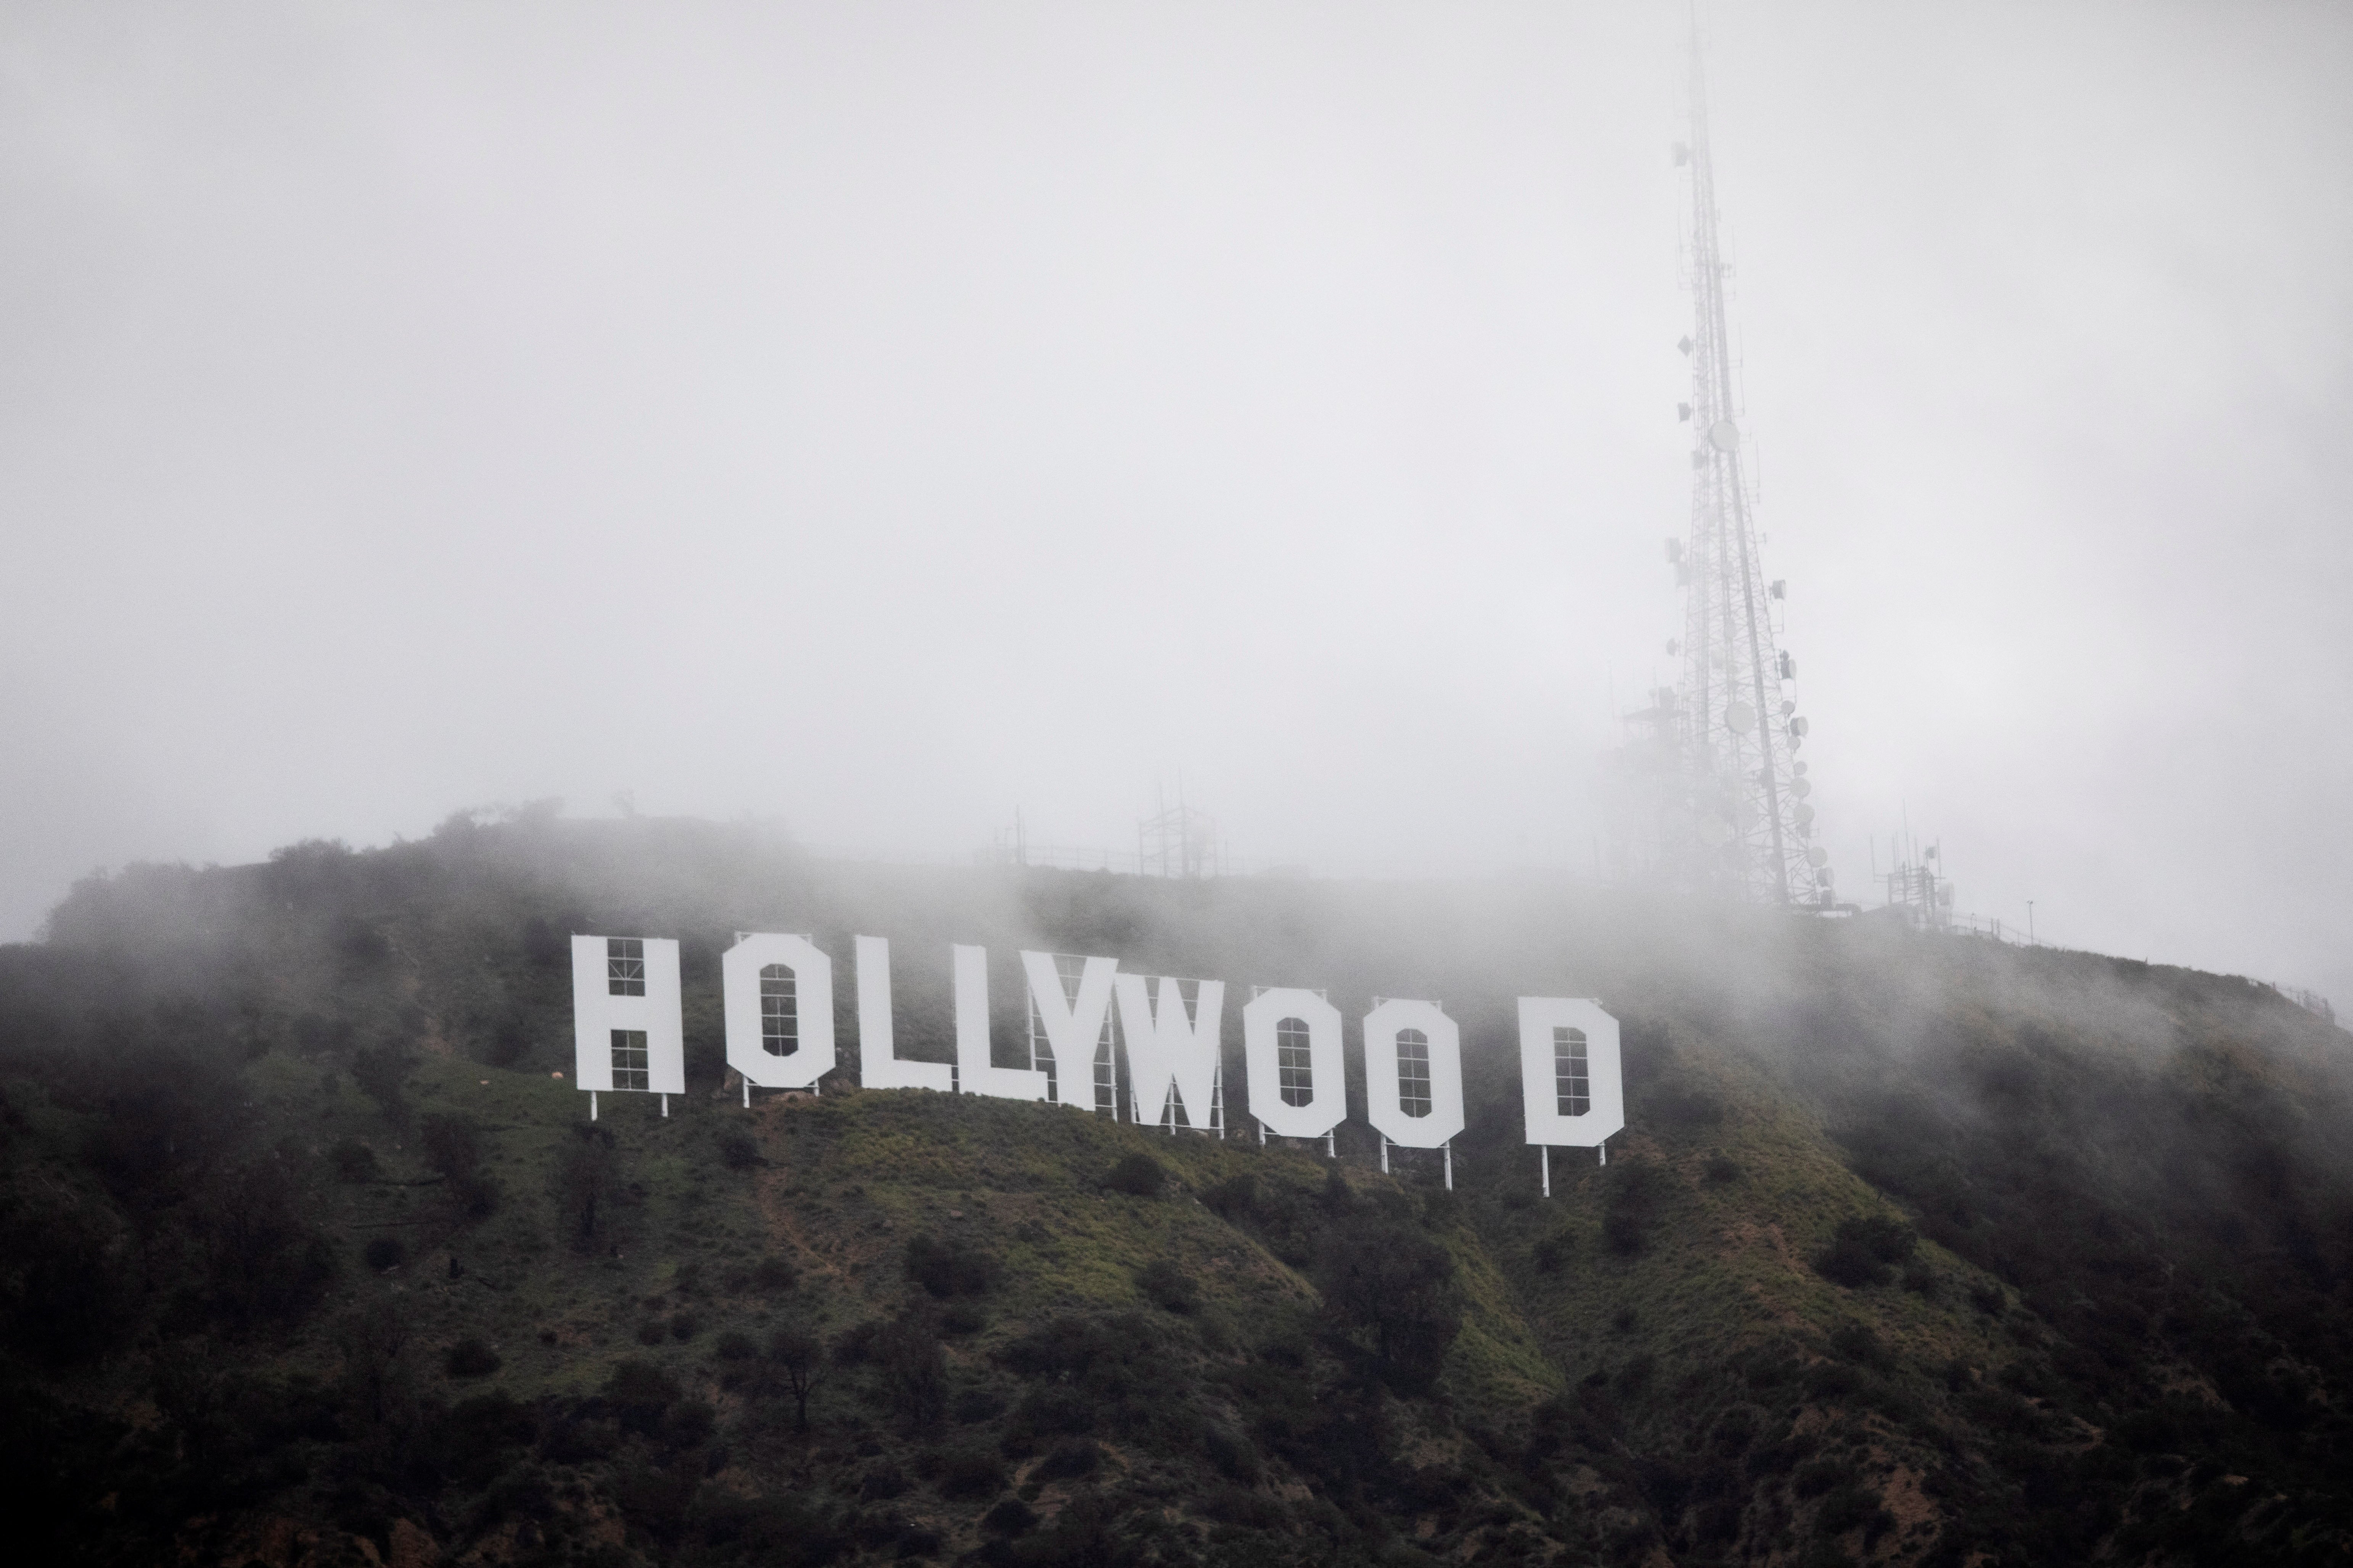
[{"left": 4, "top": 2, "right": 2349, "bottom": 1005}]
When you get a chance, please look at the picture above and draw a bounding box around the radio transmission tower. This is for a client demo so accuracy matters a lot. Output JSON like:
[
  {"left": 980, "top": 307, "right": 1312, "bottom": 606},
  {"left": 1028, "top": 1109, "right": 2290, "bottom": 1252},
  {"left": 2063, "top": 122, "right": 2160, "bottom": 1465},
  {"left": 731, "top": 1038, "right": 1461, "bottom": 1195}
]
[{"left": 1659, "top": 26, "right": 1833, "bottom": 908}]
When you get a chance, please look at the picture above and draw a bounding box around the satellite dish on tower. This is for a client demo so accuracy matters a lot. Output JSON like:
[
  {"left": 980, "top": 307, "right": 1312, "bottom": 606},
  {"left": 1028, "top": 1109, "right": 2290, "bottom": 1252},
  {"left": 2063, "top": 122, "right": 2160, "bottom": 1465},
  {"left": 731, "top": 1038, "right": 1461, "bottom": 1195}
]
[
  {"left": 1724, "top": 701, "right": 1756, "bottom": 735},
  {"left": 1708, "top": 419, "right": 1739, "bottom": 452},
  {"left": 1807, "top": 847, "right": 1830, "bottom": 868}
]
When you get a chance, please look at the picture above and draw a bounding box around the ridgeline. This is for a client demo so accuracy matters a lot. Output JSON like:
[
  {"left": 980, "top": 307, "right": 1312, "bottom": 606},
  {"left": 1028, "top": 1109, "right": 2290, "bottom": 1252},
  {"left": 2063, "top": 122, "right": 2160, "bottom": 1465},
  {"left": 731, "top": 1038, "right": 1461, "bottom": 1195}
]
[{"left": 2, "top": 814, "right": 2350, "bottom": 1568}]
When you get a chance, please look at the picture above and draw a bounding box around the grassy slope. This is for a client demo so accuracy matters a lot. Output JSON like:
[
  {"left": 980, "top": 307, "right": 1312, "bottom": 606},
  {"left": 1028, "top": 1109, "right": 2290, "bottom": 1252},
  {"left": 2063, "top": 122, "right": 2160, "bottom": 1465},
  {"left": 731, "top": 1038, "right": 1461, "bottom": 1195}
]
[{"left": 5, "top": 818, "right": 2351, "bottom": 1568}]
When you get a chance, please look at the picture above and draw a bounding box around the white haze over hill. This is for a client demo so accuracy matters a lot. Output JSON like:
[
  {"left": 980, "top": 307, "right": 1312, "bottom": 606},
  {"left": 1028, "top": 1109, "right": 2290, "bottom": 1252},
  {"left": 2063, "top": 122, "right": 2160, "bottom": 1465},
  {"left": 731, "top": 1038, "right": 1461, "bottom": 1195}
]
[{"left": 3, "top": 2, "right": 2350, "bottom": 1005}]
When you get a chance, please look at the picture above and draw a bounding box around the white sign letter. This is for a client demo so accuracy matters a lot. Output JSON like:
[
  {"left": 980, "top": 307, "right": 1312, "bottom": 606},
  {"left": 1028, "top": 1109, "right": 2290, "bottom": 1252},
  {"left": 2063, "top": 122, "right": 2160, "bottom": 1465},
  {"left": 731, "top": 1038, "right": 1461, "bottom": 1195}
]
[
  {"left": 1021, "top": 951, "right": 1118, "bottom": 1105},
  {"left": 571, "top": 935, "right": 684, "bottom": 1095},
  {"left": 722, "top": 934, "right": 835, "bottom": 1090},
  {"left": 954, "top": 945, "right": 1049, "bottom": 1101},
  {"left": 856, "top": 935, "right": 952, "bottom": 1092},
  {"left": 1242, "top": 987, "right": 1346, "bottom": 1139},
  {"left": 1363, "top": 998, "right": 1464, "bottom": 1149},
  {"left": 1517, "top": 998, "right": 1624, "bottom": 1147},
  {"left": 1116, "top": 975, "right": 1224, "bottom": 1128}
]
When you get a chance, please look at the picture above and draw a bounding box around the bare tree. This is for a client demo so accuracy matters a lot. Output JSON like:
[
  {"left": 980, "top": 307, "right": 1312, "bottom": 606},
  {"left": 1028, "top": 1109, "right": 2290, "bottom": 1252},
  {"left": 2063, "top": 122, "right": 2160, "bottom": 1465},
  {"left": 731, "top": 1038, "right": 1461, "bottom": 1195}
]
[
  {"left": 341, "top": 1296, "right": 414, "bottom": 1427},
  {"left": 873, "top": 1310, "right": 947, "bottom": 1429},
  {"left": 767, "top": 1327, "right": 825, "bottom": 1433},
  {"left": 555, "top": 1125, "right": 618, "bottom": 1247}
]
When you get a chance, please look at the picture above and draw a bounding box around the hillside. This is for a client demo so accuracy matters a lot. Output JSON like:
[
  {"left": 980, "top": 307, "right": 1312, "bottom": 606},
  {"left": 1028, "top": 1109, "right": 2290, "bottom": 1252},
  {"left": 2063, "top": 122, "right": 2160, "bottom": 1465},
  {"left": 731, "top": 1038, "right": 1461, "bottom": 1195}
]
[{"left": 2, "top": 813, "right": 2350, "bottom": 1568}]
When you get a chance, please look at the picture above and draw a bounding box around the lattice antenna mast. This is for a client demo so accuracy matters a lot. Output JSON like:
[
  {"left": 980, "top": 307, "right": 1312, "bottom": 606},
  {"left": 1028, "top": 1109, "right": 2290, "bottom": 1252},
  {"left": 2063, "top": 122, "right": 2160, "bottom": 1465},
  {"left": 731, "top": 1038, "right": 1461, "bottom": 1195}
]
[{"left": 1673, "top": 24, "right": 1830, "bottom": 907}]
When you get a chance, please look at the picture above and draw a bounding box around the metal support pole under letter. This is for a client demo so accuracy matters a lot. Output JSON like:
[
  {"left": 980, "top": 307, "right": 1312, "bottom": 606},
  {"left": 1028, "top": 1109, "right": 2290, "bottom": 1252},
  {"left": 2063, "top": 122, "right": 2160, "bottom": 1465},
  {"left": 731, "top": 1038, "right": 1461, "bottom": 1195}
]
[
  {"left": 1380, "top": 1134, "right": 1390, "bottom": 1174},
  {"left": 661, "top": 1094, "right": 669, "bottom": 1118},
  {"left": 590, "top": 1091, "right": 598, "bottom": 1121},
  {"left": 1541, "top": 1146, "right": 1551, "bottom": 1198},
  {"left": 1443, "top": 1142, "right": 1453, "bottom": 1191}
]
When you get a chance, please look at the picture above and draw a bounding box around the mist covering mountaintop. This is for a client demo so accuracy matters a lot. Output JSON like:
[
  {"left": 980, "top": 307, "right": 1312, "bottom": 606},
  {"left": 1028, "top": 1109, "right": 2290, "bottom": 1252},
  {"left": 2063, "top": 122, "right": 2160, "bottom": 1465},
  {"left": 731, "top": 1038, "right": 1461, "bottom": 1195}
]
[{"left": 2, "top": 811, "right": 2349, "bottom": 1567}]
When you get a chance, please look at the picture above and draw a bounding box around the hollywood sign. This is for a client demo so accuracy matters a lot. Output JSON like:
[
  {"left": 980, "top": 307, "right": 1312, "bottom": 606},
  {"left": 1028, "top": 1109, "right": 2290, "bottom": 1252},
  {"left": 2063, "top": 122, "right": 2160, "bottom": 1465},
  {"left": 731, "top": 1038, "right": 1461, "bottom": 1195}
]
[{"left": 572, "top": 933, "right": 1624, "bottom": 1188}]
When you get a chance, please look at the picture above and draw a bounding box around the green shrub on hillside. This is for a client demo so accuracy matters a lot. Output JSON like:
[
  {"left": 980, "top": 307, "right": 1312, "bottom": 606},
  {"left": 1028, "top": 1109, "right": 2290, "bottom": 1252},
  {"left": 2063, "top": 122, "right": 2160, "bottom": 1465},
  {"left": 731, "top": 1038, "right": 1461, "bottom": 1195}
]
[
  {"left": 856, "top": 1460, "right": 908, "bottom": 1501},
  {"left": 1792, "top": 1454, "right": 1855, "bottom": 1498},
  {"left": 1314, "top": 1215, "right": 1461, "bottom": 1394},
  {"left": 1812, "top": 1215, "right": 1918, "bottom": 1288},
  {"left": 0, "top": 1197, "right": 132, "bottom": 1366},
  {"left": 952, "top": 1386, "right": 1007, "bottom": 1425},
  {"left": 1602, "top": 1159, "right": 1668, "bottom": 1255},
  {"left": 1200, "top": 1168, "right": 1332, "bottom": 1266},
  {"left": 1202, "top": 1423, "right": 1261, "bottom": 1484},
  {"left": 1037, "top": 1436, "right": 1102, "bottom": 1480},
  {"left": 443, "top": 1337, "right": 500, "bottom": 1377},
  {"left": 830, "top": 1319, "right": 880, "bottom": 1366},
  {"left": 905, "top": 1232, "right": 998, "bottom": 1298},
  {"left": 432, "top": 1390, "right": 534, "bottom": 1489},
  {"left": 1135, "top": 1256, "right": 1197, "bottom": 1314},
  {"left": 1317, "top": 1166, "right": 1355, "bottom": 1216},
  {"left": 1534, "top": 1228, "right": 1575, "bottom": 1274},
  {"left": 1813, "top": 1481, "right": 1895, "bottom": 1545},
  {"left": 1825, "top": 1322, "right": 1890, "bottom": 1369},
  {"left": 191, "top": 1155, "right": 339, "bottom": 1327},
  {"left": 480, "top": 1015, "right": 530, "bottom": 1068},
  {"left": 682, "top": 1490, "right": 845, "bottom": 1568},
  {"left": 349, "top": 1044, "right": 413, "bottom": 1132},
  {"left": 420, "top": 1112, "right": 499, "bottom": 1221},
  {"left": 935, "top": 1444, "right": 1006, "bottom": 1498},
  {"left": 1103, "top": 1151, "right": 1166, "bottom": 1197},
  {"left": 1008, "top": 1383, "right": 1098, "bottom": 1449},
  {"left": 605, "top": 1357, "right": 682, "bottom": 1437},
  {"left": 1202, "top": 1172, "right": 1256, "bottom": 1219},
  {"left": 981, "top": 1496, "right": 1038, "bottom": 1537}
]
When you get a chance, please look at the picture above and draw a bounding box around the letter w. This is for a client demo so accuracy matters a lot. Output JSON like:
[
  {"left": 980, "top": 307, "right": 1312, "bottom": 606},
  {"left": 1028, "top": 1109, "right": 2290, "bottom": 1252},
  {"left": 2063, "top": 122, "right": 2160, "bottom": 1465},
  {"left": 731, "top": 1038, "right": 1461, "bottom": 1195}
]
[{"left": 1115, "top": 975, "right": 1224, "bottom": 1129}]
